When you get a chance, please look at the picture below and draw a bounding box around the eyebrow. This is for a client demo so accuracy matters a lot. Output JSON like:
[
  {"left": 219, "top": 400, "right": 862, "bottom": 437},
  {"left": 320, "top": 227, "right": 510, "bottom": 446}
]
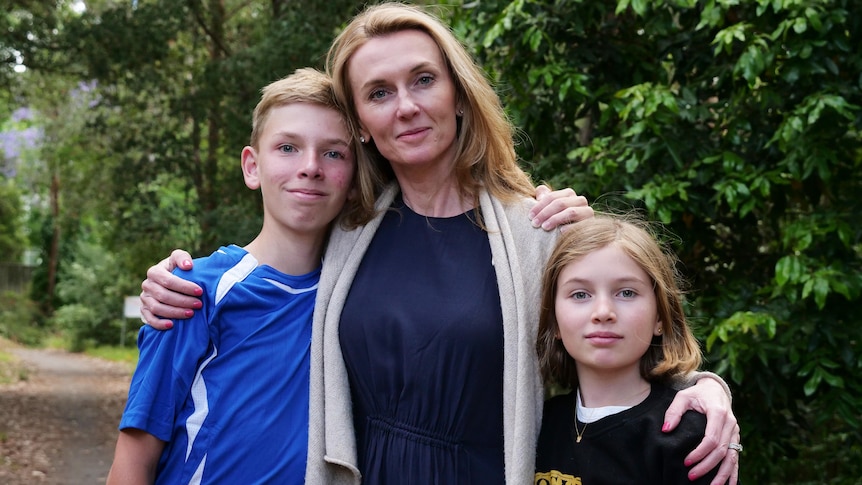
[
  {"left": 560, "top": 276, "right": 650, "bottom": 286},
  {"left": 358, "top": 61, "right": 438, "bottom": 92},
  {"left": 271, "top": 132, "right": 351, "bottom": 147}
]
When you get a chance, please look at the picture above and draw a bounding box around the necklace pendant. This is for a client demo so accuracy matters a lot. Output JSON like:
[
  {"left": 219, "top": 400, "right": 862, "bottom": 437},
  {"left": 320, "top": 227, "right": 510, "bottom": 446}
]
[{"left": 576, "top": 435, "right": 582, "bottom": 443}]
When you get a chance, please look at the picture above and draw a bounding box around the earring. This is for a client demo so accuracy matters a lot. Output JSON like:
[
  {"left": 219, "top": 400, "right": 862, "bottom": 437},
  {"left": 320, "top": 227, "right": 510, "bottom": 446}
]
[
  {"left": 457, "top": 109, "right": 464, "bottom": 116},
  {"left": 360, "top": 136, "right": 366, "bottom": 144},
  {"left": 657, "top": 328, "right": 662, "bottom": 335}
]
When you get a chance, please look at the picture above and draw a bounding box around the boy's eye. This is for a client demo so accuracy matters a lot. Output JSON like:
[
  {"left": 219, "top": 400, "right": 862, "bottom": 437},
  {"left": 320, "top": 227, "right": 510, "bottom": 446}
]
[{"left": 279, "top": 144, "right": 297, "bottom": 153}]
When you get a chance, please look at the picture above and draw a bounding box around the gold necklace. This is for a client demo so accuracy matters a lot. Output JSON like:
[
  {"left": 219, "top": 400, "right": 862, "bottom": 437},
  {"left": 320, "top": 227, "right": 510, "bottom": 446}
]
[
  {"left": 573, "top": 385, "right": 651, "bottom": 444},
  {"left": 573, "top": 392, "right": 587, "bottom": 443}
]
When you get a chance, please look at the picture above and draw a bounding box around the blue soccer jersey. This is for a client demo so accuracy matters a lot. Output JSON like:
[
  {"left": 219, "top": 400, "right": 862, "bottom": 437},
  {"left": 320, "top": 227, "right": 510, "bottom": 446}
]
[{"left": 120, "top": 245, "right": 315, "bottom": 484}]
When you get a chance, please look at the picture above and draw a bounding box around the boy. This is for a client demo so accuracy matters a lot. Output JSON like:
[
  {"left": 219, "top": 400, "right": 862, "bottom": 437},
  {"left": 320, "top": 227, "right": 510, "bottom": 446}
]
[{"left": 106, "top": 68, "right": 356, "bottom": 484}]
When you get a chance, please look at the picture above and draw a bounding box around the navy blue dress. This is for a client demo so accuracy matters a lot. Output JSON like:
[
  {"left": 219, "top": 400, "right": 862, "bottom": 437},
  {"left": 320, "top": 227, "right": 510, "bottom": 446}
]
[{"left": 339, "top": 198, "right": 505, "bottom": 484}]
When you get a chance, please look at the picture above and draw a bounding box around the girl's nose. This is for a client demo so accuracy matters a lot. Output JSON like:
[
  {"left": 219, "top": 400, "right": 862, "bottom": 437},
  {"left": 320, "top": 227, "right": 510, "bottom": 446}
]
[{"left": 591, "top": 295, "right": 616, "bottom": 323}]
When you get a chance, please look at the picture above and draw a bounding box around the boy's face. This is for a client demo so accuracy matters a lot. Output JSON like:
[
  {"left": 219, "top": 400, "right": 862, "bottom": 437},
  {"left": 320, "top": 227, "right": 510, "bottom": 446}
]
[{"left": 242, "top": 102, "right": 355, "bottom": 237}]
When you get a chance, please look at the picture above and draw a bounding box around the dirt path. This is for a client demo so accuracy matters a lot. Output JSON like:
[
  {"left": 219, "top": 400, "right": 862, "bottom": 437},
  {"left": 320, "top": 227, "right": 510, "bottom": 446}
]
[{"left": 0, "top": 344, "right": 132, "bottom": 485}]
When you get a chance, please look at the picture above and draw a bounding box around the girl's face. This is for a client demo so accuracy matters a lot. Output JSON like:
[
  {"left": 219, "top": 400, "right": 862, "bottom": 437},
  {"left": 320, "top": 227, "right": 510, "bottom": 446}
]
[
  {"left": 554, "top": 244, "right": 662, "bottom": 380},
  {"left": 347, "top": 29, "right": 460, "bottom": 177}
]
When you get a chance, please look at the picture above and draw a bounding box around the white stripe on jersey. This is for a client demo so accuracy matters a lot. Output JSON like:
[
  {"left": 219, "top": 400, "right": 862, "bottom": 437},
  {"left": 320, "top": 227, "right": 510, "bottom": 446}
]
[{"left": 215, "top": 253, "right": 258, "bottom": 304}]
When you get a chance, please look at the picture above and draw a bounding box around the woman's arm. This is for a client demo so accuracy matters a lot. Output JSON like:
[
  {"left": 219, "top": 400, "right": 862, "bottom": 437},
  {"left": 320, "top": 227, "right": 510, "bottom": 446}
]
[
  {"left": 141, "top": 186, "right": 593, "bottom": 330},
  {"left": 530, "top": 185, "right": 594, "bottom": 230},
  {"left": 665, "top": 375, "right": 740, "bottom": 485}
]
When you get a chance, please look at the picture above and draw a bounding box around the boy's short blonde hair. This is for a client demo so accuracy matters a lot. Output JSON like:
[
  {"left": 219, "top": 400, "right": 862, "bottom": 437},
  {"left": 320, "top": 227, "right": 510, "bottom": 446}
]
[{"left": 249, "top": 68, "right": 341, "bottom": 149}]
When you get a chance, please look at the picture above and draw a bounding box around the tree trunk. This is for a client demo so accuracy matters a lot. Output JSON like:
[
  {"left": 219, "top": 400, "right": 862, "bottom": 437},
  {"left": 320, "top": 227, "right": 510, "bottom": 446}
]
[{"left": 45, "top": 171, "right": 60, "bottom": 316}]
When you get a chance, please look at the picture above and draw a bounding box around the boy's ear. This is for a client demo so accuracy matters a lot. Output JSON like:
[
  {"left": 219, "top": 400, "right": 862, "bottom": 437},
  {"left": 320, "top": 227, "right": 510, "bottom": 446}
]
[{"left": 241, "top": 146, "right": 261, "bottom": 190}]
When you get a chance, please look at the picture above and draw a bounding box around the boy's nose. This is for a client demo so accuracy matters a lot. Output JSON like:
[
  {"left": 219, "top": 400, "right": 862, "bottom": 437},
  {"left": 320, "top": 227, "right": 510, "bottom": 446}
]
[{"left": 299, "top": 154, "right": 323, "bottom": 178}]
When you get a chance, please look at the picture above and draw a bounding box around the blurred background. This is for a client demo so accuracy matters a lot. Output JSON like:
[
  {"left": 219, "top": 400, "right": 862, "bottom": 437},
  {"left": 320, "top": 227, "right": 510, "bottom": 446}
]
[{"left": 1, "top": 1, "right": 860, "bottom": 483}]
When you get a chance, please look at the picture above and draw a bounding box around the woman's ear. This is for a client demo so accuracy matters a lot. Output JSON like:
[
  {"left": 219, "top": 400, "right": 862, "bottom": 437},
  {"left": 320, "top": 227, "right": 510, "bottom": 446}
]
[
  {"left": 654, "top": 320, "right": 663, "bottom": 336},
  {"left": 241, "top": 146, "right": 261, "bottom": 190}
]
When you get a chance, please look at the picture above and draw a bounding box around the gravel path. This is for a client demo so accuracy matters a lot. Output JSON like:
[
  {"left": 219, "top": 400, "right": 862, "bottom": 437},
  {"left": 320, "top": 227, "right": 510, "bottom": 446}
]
[{"left": 0, "top": 342, "right": 132, "bottom": 484}]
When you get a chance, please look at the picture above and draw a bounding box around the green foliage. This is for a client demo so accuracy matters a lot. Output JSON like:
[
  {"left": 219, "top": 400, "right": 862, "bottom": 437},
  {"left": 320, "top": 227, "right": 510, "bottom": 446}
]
[
  {"left": 0, "top": 346, "right": 29, "bottom": 385},
  {"left": 0, "top": 180, "right": 25, "bottom": 263},
  {"left": 86, "top": 344, "right": 139, "bottom": 368},
  {"left": 51, "top": 238, "right": 139, "bottom": 350},
  {"left": 5, "top": 0, "right": 860, "bottom": 480},
  {"left": 51, "top": 304, "right": 99, "bottom": 352},
  {"left": 0, "top": 291, "right": 43, "bottom": 346},
  {"left": 457, "top": 0, "right": 862, "bottom": 482}
]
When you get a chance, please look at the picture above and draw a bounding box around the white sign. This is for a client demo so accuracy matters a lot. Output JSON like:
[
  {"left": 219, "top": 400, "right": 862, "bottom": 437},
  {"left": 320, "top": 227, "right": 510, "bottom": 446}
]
[{"left": 124, "top": 296, "right": 142, "bottom": 319}]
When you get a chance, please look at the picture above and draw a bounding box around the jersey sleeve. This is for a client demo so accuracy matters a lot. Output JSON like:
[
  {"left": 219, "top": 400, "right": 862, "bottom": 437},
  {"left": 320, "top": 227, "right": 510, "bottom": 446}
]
[{"left": 119, "top": 278, "right": 213, "bottom": 442}]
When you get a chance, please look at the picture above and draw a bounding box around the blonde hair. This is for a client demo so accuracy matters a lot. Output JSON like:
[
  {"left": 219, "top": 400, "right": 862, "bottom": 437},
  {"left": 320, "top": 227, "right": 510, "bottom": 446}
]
[
  {"left": 326, "top": 2, "right": 535, "bottom": 224},
  {"left": 537, "top": 215, "right": 703, "bottom": 389},
  {"left": 248, "top": 67, "right": 363, "bottom": 228}
]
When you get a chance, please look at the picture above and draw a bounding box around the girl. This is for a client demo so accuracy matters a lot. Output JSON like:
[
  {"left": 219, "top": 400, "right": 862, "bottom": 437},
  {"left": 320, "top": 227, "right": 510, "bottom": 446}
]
[{"left": 535, "top": 215, "right": 735, "bottom": 484}]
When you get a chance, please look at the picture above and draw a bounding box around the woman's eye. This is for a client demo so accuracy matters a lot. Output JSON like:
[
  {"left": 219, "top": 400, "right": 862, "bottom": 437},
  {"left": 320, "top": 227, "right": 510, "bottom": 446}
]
[
  {"left": 417, "top": 75, "right": 434, "bottom": 85},
  {"left": 369, "top": 88, "right": 387, "bottom": 100}
]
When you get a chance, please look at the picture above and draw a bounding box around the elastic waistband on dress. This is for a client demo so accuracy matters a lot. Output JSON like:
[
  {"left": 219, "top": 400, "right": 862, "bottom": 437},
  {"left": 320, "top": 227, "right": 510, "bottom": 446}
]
[{"left": 367, "top": 415, "right": 460, "bottom": 449}]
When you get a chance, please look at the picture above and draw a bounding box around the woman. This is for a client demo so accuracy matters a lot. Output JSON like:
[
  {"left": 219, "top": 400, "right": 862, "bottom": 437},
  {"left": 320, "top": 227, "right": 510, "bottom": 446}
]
[{"left": 141, "top": 4, "right": 739, "bottom": 484}]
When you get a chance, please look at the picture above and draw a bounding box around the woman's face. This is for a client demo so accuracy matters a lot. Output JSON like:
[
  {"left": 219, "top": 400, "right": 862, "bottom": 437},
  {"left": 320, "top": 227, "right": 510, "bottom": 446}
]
[{"left": 347, "top": 29, "right": 459, "bottom": 175}]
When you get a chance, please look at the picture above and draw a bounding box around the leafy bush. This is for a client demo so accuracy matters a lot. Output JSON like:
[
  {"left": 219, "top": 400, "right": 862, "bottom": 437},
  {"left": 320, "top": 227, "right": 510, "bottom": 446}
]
[
  {"left": 454, "top": 0, "right": 862, "bottom": 482},
  {"left": 52, "top": 238, "right": 140, "bottom": 350},
  {"left": 0, "top": 291, "right": 43, "bottom": 345},
  {"left": 51, "top": 303, "right": 99, "bottom": 352}
]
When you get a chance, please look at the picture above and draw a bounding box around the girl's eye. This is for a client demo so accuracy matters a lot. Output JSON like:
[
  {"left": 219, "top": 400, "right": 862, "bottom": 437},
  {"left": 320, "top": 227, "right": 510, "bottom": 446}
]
[
  {"left": 324, "top": 150, "right": 344, "bottom": 160},
  {"left": 572, "top": 291, "right": 589, "bottom": 300},
  {"left": 619, "top": 289, "right": 636, "bottom": 298}
]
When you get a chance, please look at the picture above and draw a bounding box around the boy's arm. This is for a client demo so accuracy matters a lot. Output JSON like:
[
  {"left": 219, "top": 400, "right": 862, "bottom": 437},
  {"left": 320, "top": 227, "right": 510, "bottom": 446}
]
[{"left": 106, "top": 428, "right": 166, "bottom": 485}]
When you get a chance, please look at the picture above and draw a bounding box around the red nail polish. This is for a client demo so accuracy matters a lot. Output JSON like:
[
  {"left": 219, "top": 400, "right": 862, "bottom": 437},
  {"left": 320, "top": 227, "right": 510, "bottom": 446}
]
[
  {"left": 662, "top": 422, "right": 671, "bottom": 432},
  {"left": 685, "top": 459, "right": 693, "bottom": 467},
  {"left": 194, "top": 288, "right": 203, "bottom": 296},
  {"left": 688, "top": 471, "right": 697, "bottom": 480},
  {"left": 193, "top": 300, "right": 203, "bottom": 309},
  {"left": 165, "top": 322, "right": 173, "bottom": 329},
  {"left": 185, "top": 310, "right": 194, "bottom": 317}
]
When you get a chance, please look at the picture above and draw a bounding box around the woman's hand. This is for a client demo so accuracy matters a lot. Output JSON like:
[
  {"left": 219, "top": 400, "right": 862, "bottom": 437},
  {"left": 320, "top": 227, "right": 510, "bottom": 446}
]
[
  {"left": 530, "top": 185, "right": 594, "bottom": 230},
  {"left": 139, "top": 249, "right": 203, "bottom": 330},
  {"left": 664, "top": 377, "right": 740, "bottom": 485}
]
